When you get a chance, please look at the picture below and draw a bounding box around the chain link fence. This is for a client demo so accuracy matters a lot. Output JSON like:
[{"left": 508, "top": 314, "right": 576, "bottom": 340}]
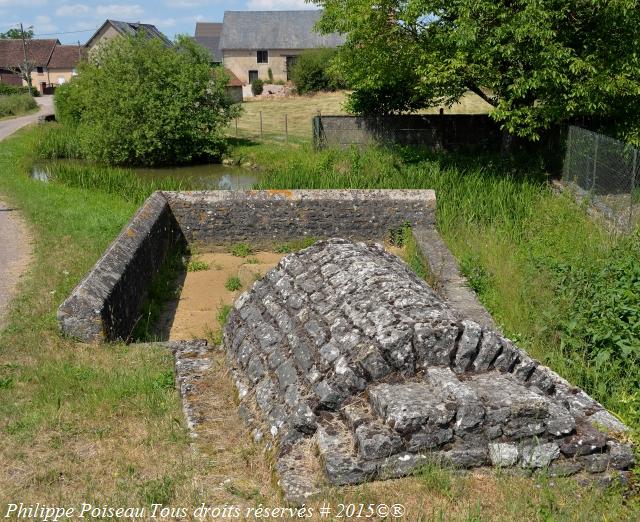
[{"left": 563, "top": 126, "right": 639, "bottom": 231}]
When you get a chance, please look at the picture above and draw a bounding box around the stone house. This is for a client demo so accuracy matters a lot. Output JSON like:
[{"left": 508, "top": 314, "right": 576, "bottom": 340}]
[
  {"left": 0, "top": 38, "right": 83, "bottom": 92},
  {"left": 202, "top": 10, "right": 344, "bottom": 86},
  {"left": 85, "top": 20, "right": 172, "bottom": 55}
]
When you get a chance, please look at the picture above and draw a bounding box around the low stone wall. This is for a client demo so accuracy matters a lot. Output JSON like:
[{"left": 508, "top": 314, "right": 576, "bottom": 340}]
[
  {"left": 57, "top": 192, "right": 186, "bottom": 342},
  {"left": 223, "top": 239, "right": 633, "bottom": 501},
  {"left": 58, "top": 190, "right": 436, "bottom": 342},
  {"left": 313, "top": 115, "right": 502, "bottom": 150},
  {"left": 164, "top": 189, "right": 436, "bottom": 248}
]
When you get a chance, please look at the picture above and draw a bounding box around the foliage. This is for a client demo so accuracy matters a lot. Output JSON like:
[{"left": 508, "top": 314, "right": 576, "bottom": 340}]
[
  {"left": 54, "top": 34, "right": 240, "bottom": 166},
  {"left": 225, "top": 276, "right": 242, "bottom": 291},
  {"left": 289, "top": 48, "right": 346, "bottom": 95},
  {"left": 316, "top": 0, "right": 640, "bottom": 142},
  {"left": 230, "top": 243, "right": 253, "bottom": 257},
  {"left": 0, "top": 27, "right": 33, "bottom": 39},
  {"left": 267, "top": 68, "right": 273, "bottom": 83},
  {"left": 0, "top": 94, "right": 37, "bottom": 118},
  {"left": 0, "top": 83, "right": 38, "bottom": 97},
  {"left": 274, "top": 237, "right": 317, "bottom": 253},
  {"left": 251, "top": 78, "right": 264, "bottom": 96},
  {"left": 187, "top": 259, "right": 210, "bottom": 272}
]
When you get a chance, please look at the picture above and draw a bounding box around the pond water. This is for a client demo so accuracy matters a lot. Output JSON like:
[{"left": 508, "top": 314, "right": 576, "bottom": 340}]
[
  {"left": 31, "top": 161, "right": 260, "bottom": 190},
  {"left": 131, "top": 163, "right": 260, "bottom": 190}
]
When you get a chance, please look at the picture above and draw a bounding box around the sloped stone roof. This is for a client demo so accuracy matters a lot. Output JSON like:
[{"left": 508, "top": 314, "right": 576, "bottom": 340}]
[{"left": 219, "top": 10, "right": 344, "bottom": 50}]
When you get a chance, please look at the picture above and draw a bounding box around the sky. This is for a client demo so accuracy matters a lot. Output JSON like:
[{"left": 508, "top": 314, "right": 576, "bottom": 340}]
[{"left": 0, "top": 0, "right": 319, "bottom": 44}]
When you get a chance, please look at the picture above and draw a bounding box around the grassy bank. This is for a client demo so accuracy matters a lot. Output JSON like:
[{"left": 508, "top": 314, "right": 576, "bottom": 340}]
[
  {"left": 0, "top": 126, "right": 638, "bottom": 518},
  {"left": 0, "top": 94, "right": 38, "bottom": 119}
]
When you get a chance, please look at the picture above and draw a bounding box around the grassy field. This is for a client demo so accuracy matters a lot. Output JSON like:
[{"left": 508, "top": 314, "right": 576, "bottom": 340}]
[
  {"left": 231, "top": 91, "right": 493, "bottom": 142},
  {"left": 0, "top": 126, "right": 638, "bottom": 519}
]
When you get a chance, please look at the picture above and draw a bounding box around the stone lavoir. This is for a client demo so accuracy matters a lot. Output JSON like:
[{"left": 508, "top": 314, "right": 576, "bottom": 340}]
[{"left": 223, "top": 239, "right": 634, "bottom": 501}]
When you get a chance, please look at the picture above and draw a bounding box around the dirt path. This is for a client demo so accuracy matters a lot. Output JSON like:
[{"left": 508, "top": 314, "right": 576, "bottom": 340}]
[{"left": 0, "top": 96, "right": 48, "bottom": 324}]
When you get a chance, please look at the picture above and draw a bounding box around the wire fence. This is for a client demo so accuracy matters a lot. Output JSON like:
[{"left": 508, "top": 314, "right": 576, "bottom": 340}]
[
  {"left": 562, "top": 126, "right": 639, "bottom": 231},
  {"left": 229, "top": 111, "right": 312, "bottom": 144}
]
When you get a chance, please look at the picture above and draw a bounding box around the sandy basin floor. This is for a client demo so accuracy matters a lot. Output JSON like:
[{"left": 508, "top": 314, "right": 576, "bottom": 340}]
[{"left": 163, "top": 251, "right": 284, "bottom": 340}]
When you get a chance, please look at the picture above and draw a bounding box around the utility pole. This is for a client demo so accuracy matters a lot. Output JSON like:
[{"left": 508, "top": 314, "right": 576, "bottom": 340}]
[{"left": 20, "top": 23, "right": 33, "bottom": 94}]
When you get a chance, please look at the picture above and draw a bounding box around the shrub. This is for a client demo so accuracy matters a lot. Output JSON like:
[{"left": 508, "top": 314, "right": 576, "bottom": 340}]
[
  {"left": 267, "top": 68, "right": 273, "bottom": 83},
  {"left": 251, "top": 79, "right": 264, "bottom": 96},
  {"left": 290, "top": 48, "right": 346, "bottom": 95},
  {"left": 53, "top": 34, "right": 240, "bottom": 166},
  {"left": 0, "top": 84, "right": 39, "bottom": 97},
  {"left": 0, "top": 94, "right": 37, "bottom": 117},
  {"left": 225, "top": 276, "right": 242, "bottom": 291}
]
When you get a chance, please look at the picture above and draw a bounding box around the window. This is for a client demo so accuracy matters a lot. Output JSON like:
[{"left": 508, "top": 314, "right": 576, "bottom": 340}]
[
  {"left": 36, "top": 66, "right": 43, "bottom": 74},
  {"left": 257, "top": 50, "right": 268, "bottom": 64},
  {"left": 248, "top": 70, "right": 259, "bottom": 83}
]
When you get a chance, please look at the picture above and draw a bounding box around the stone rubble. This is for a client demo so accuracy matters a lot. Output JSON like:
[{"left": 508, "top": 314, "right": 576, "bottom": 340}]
[{"left": 222, "top": 239, "right": 634, "bottom": 501}]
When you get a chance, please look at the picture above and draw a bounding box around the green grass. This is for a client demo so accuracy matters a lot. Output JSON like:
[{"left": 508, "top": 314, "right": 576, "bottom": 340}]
[
  {"left": 225, "top": 276, "right": 242, "bottom": 292},
  {"left": 230, "top": 242, "right": 253, "bottom": 257},
  {"left": 0, "top": 94, "right": 37, "bottom": 119},
  {"left": 187, "top": 259, "right": 210, "bottom": 272},
  {"left": 274, "top": 236, "right": 317, "bottom": 253},
  {"left": 0, "top": 125, "right": 639, "bottom": 518}
]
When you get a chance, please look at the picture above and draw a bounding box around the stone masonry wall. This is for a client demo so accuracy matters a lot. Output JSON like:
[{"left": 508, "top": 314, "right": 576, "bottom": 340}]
[
  {"left": 164, "top": 190, "right": 436, "bottom": 248},
  {"left": 57, "top": 192, "right": 186, "bottom": 343},
  {"left": 58, "top": 190, "right": 436, "bottom": 343},
  {"left": 223, "top": 239, "right": 633, "bottom": 500}
]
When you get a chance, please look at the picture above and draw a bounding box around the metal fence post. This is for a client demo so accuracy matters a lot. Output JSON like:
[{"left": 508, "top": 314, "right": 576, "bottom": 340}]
[
  {"left": 285, "top": 113, "right": 288, "bottom": 143},
  {"left": 259, "top": 111, "right": 263, "bottom": 140}
]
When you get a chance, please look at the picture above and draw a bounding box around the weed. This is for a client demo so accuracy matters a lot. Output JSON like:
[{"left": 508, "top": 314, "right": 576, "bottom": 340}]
[
  {"left": 230, "top": 243, "right": 253, "bottom": 257},
  {"left": 187, "top": 259, "right": 210, "bottom": 272},
  {"left": 245, "top": 257, "right": 260, "bottom": 264},
  {"left": 225, "top": 276, "right": 242, "bottom": 291},
  {"left": 274, "top": 236, "right": 317, "bottom": 253},
  {"left": 217, "top": 304, "right": 232, "bottom": 326}
]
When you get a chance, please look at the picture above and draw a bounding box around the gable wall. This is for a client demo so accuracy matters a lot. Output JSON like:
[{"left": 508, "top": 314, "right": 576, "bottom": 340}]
[{"left": 223, "top": 48, "right": 304, "bottom": 84}]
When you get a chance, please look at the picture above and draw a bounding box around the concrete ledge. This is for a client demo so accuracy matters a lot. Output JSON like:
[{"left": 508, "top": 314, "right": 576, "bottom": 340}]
[
  {"left": 412, "top": 227, "right": 497, "bottom": 330},
  {"left": 164, "top": 189, "right": 436, "bottom": 248},
  {"left": 57, "top": 192, "right": 185, "bottom": 343}
]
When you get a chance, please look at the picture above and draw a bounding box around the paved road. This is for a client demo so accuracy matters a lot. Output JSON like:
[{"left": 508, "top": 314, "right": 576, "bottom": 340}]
[{"left": 0, "top": 96, "right": 50, "bottom": 324}]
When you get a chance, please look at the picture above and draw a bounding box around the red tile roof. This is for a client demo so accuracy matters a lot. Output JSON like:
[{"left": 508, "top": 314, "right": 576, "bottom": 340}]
[
  {"left": 0, "top": 39, "right": 59, "bottom": 68},
  {"left": 48, "top": 44, "right": 84, "bottom": 69}
]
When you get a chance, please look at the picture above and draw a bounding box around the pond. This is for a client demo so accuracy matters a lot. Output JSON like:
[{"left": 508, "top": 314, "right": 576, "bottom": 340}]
[{"left": 31, "top": 161, "right": 261, "bottom": 190}]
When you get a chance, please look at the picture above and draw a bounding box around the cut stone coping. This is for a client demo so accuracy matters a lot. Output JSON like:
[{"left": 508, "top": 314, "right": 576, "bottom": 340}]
[
  {"left": 58, "top": 189, "right": 436, "bottom": 343},
  {"left": 222, "top": 238, "right": 633, "bottom": 502}
]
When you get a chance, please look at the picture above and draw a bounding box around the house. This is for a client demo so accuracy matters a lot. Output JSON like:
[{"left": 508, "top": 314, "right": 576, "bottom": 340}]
[
  {"left": 44, "top": 45, "right": 84, "bottom": 87},
  {"left": 0, "top": 38, "right": 82, "bottom": 92},
  {"left": 85, "top": 20, "right": 172, "bottom": 54},
  {"left": 211, "top": 10, "right": 345, "bottom": 85},
  {"left": 194, "top": 22, "right": 223, "bottom": 65}
]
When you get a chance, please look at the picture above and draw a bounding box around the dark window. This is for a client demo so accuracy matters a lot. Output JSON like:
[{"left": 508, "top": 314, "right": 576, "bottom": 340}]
[
  {"left": 257, "top": 50, "right": 268, "bottom": 63},
  {"left": 36, "top": 66, "right": 43, "bottom": 74},
  {"left": 248, "top": 70, "right": 259, "bottom": 83}
]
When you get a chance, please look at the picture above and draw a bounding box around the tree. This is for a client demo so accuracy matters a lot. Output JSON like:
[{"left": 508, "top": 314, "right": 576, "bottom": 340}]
[
  {"left": 290, "top": 48, "right": 346, "bottom": 94},
  {"left": 0, "top": 27, "right": 33, "bottom": 39},
  {"left": 55, "top": 34, "right": 241, "bottom": 166},
  {"left": 316, "top": 0, "right": 640, "bottom": 142}
]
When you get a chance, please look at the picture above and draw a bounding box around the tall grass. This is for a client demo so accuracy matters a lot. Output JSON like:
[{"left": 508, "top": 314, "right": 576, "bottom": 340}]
[
  {"left": 43, "top": 161, "right": 186, "bottom": 204},
  {"left": 0, "top": 94, "right": 37, "bottom": 118}
]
